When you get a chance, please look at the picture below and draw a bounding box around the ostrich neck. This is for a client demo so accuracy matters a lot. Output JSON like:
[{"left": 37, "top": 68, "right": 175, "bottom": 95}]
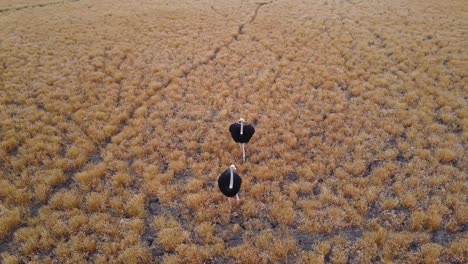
[
  {"left": 240, "top": 122, "right": 244, "bottom": 135},
  {"left": 229, "top": 167, "right": 234, "bottom": 189}
]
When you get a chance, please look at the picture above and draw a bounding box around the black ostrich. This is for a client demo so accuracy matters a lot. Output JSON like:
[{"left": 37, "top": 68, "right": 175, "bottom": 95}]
[
  {"left": 217, "top": 164, "right": 242, "bottom": 208},
  {"left": 229, "top": 118, "right": 255, "bottom": 162}
]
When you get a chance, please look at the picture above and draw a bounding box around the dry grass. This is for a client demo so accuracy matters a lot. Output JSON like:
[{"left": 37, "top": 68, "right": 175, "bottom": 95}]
[{"left": 1, "top": 0, "right": 467, "bottom": 263}]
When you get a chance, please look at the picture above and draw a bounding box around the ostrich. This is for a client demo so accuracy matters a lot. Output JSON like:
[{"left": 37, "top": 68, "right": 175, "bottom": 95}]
[
  {"left": 229, "top": 118, "right": 255, "bottom": 162},
  {"left": 217, "top": 164, "right": 242, "bottom": 208}
]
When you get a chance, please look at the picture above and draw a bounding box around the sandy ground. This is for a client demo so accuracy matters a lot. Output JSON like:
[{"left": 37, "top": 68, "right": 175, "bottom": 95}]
[{"left": 0, "top": 0, "right": 467, "bottom": 263}]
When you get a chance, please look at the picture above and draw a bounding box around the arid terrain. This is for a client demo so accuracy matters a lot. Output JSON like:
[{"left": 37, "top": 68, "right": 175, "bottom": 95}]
[{"left": 0, "top": 0, "right": 467, "bottom": 263}]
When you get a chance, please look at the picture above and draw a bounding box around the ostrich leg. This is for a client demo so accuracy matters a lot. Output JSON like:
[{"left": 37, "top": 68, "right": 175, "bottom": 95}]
[{"left": 242, "top": 143, "right": 246, "bottom": 162}]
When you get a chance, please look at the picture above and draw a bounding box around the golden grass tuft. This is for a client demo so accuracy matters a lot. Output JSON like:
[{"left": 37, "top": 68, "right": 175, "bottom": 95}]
[
  {"left": 409, "top": 211, "right": 427, "bottom": 231},
  {"left": 195, "top": 222, "right": 217, "bottom": 244},
  {"left": 421, "top": 243, "right": 443, "bottom": 264},
  {"left": 436, "top": 148, "right": 457, "bottom": 163},
  {"left": 14, "top": 226, "right": 55, "bottom": 255},
  {"left": 126, "top": 194, "right": 145, "bottom": 218},
  {"left": 270, "top": 197, "right": 295, "bottom": 226},
  {"left": 49, "top": 190, "right": 81, "bottom": 210},
  {"left": 0, "top": 206, "right": 22, "bottom": 239},
  {"left": 113, "top": 173, "right": 132, "bottom": 188},
  {"left": 74, "top": 164, "right": 107, "bottom": 190},
  {"left": 184, "top": 192, "right": 210, "bottom": 211},
  {"left": 230, "top": 242, "right": 262, "bottom": 263},
  {"left": 86, "top": 192, "right": 107, "bottom": 212},
  {"left": 0, "top": 253, "right": 19, "bottom": 264},
  {"left": 117, "top": 243, "right": 151, "bottom": 263},
  {"left": 448, "top": 238, "right": 468, "bottom": 261},
  {"left": 68, "top": 213, "right": 88, "bottom": 233},
  {"left": 157, "top": 228, "right": 188, "bottom": 252},
  {"left": 257, "top": 231, "right": 297, "bottom": 261},
  {"left": 151, "top": 215, "right": 181, "bottom": 231}
]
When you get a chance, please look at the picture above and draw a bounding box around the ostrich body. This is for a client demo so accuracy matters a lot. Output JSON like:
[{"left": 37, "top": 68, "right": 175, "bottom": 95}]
[
  {"left": 218, "top": 165, "right": 242, "bottom": 207},
  {"left": 229, "top": 118, "right": 255, "bottom": 161}
]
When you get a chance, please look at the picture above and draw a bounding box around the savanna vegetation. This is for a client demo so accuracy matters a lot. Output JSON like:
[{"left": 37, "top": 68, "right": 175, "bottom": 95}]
[{"left": 0, "top": 0, "right": 467, "bottom": 263}]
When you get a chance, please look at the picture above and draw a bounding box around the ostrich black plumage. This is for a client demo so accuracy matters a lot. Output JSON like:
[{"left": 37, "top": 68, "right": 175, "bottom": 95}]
[
  {"left": 229, "top": 118, "right": 255, "bottom": 162},
  {"left": 218, "top": 164, "right": 242, "bottom": 208}
]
